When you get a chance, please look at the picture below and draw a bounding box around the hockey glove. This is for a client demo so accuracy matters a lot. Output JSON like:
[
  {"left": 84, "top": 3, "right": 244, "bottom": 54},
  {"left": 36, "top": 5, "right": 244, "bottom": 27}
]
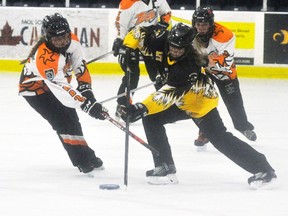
[
  {"left": 188, "top": 72, "right": 199, "bottom": 84},
  {"left": 81, "top": 98, "right": 108, "bottom": 120},
  {"left": 112, "top": 38, "right": 123, "bottom": 57},
  {"left": 118, "top": 46, "right": 137, "bottom": 73},
  {"left": 77, "top": 83, "right": 94, "bottom": 100},
  {"left": 77, "top": 83, "right": 106, "bottom": 119},
  {"left": 154, "top": 73, "right": 167, "bottom": 90},
  {"left": 119, "top": 103, "right": 148, "bottom": 123}
]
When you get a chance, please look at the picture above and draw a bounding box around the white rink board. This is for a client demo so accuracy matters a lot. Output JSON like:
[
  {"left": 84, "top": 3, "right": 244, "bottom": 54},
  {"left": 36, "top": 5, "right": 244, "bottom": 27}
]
[{"left": 0, "top": 7, "right": 286, "bottom": 66}]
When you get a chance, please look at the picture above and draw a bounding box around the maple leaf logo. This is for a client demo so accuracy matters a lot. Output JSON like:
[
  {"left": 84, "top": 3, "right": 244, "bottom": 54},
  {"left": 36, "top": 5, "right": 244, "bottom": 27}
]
[
  {"left": 39, "top": 48, "right": 56, "bottom": 65},
  {"left": 0, "top": 21, "right": 22, "bottom": 45}
]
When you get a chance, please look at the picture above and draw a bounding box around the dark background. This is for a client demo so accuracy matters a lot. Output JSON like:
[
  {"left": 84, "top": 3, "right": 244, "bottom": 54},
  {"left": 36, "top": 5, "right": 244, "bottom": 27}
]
[
  {"left": 264, "top": 14, "right": 288, "bottom": 64},
  {"left": 1, "top": 0, "right": 288, "bottom": 11}
]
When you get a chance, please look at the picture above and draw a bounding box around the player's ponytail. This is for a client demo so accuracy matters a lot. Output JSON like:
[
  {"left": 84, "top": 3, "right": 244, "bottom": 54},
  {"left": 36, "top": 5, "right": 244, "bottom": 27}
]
[{"left": 20, "top": 37, "right": 46, "bottom": 65}]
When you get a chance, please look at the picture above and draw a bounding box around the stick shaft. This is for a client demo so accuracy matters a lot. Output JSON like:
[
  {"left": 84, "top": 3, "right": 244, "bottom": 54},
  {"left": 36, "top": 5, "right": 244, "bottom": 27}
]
[
  {"left": 100, "top": 82, "right": 155, "bottom": 104},
  {"left": 86, "top": 51, "right": 113, "bottom": 64},
  {"left": 123, "top": 67, "right": 131, "bottom": 187}
]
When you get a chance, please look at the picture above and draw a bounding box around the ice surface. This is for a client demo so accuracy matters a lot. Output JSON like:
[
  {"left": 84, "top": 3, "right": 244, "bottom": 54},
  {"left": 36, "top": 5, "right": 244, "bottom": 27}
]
[{"left": 0, "top": 73, "right": 288, "bottom": 216}]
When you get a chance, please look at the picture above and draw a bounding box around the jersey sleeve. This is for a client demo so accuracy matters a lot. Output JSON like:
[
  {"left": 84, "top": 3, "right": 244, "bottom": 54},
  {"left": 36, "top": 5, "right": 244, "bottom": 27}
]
[
  {"left": 68, "top": 34, "right": 93, "bottom": 89},
  {"left": 158, "top": 0, "right": 172, "bottom": 23},
  {"left": 47, "top": 80, "right": 87, "bottom": 108},
  {"left": 122, "top": 26, "right": 146, "bottom": 49},
  {"left": 209, "top": 23, "right": 237, "bottom": 80},
  {"left": 115, "top": 3, "right": 134, "bottom": 39}
]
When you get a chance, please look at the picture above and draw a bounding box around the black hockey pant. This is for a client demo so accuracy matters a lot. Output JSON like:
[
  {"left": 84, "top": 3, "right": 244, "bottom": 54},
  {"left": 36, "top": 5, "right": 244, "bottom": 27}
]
[
  {"left": 142, "top": 105, "right": 274, "bottom": 174},
  {"left": 24, "top": 91, "right": 97, "bottom": 167},
  {"left": 213, "top": 77, "right": 254, "bottom": 132}
]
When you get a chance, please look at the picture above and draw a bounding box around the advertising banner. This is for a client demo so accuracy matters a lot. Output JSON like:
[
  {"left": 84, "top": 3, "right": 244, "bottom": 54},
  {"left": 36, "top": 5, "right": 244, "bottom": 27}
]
[
  {"left": 0, "top": 8, "right": 109, "bottom": 60},
  {"left": 264, "top": 13, "right": 288, "bottom": 64}
]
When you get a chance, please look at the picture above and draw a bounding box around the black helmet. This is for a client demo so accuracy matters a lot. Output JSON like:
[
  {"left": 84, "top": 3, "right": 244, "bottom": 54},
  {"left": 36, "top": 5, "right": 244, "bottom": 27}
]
[
  {"left": 167, "top": 23, "right": 196, "bottom": 48},
  {"left": 192, "top": 6, "right": 214, "bottom": 42},
  {"left": 167, "top": 23, "right": 196, "bottom": 60},
  {"left": 192, "top": 6, "right": 214, "bottom": 25},
  {"left": 42, "top": 13, "right": 71, "bottom": 53}
]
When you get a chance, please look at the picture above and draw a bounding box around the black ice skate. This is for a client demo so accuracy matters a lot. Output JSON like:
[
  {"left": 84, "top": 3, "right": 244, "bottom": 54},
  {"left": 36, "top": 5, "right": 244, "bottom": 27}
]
[
  {"left": 248, "top": 171, "right": 277, "bottom": 189},
  {"left": 78, "top": 157, "right": 104, "bottom": 174},
  {"left": 77, "top": 163, "right": 94, "bottom": 174},
  {"left": 241, "top": 130, "right": 257, "bottom": 141},
  {"left": 90, "top": 157, "right": 105, "bottom": 170},
  {"left": 146, "top": 163, "right": 178, "bottom": 185}
]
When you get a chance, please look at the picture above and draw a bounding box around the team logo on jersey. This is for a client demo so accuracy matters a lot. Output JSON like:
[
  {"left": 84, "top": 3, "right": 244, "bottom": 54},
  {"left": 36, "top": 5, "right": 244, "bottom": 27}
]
[
  {"left": 135, "top": 9, "right": 157, "bottom": 25},
  {"left": 39, "top": 48, "right": 56, "bottom": 65},
  {"left": 45, "top": 69, "right": 55, "bottom": 81}
]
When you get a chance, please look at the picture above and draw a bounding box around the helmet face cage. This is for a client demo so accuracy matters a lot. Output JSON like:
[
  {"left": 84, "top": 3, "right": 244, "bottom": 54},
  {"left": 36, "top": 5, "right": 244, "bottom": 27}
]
[
  {"left": 167, "top": 23, "right": 195, "bottom": 49},
  {"left": 167, "top": 23, "right": 195, "bottom": 60},
  {"left": 41, "top": 13, "right": 71, "bottom": 53},
  {"left": 192, "top": 6, "right": 214, "bottom": 27},
  {"left": 192, "top": 7, "right": 214, "bottom": 43},
  {"left": 42, "top": 13, "right": 71, "bottom": 41}
]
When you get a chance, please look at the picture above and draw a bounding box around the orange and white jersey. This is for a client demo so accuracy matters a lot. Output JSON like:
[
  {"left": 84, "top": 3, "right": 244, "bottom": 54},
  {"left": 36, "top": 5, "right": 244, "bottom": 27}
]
[
  {"left": 205, "top": 22, "right": 237, "bottom": 80},
  {"left": 19, "top": 33, "right": 91, "bottom": 109},
  {"left": 115, "top": 0, "right": 171, "bottom": 39}
]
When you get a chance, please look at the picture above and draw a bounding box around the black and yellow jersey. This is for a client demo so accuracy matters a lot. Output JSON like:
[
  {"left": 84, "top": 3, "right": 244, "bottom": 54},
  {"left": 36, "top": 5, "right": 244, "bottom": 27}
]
[{"left": 122, "top": 25, "right": 219, "bottom": 118}]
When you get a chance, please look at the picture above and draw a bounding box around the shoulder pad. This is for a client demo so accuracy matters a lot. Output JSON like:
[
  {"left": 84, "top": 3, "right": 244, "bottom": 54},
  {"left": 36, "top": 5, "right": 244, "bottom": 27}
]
[
  {"left": 120, "top": 0, "right": 140, "bottom": 10},
  {"left": 213, "top": 22, "right": 234, "bottom": 43}
]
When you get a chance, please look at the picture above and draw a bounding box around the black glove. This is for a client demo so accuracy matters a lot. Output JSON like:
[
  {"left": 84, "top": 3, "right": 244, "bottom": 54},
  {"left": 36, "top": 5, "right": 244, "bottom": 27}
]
[
  {"left": 188, "top": 72, "right": 198, "bottom": 83},
  {"left": 112, "top": 38, "right": 123, "bottom": 57},
  {"left": 77, "top": 83, "right": 94, "bottom": 99},
  {"left": 77, "top": 83, "right": 108, "bottom": 120},
  {"left": 81, "top": 99, "right": 108, "bottom": 120},
  {"left": 118, "top": 46, "right": 137, "bottom": 73},
  {"left": 118, "top": 103, "right": 148, "bottom": 123},
  {"left": 154, "top": 73, "right": 167, "bottom": 90}
]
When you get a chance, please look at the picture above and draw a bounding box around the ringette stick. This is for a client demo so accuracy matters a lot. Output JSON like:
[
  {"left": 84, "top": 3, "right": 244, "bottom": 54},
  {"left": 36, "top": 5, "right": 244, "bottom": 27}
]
[
  {"left": 86, "top": 51, "right": 114, "bottom": 64},
  {"left": 100, "top": 81, "right": 155, "bottom": 104},
  {"left": 124, "top": 67, "right": 131, "bottom": 187}
]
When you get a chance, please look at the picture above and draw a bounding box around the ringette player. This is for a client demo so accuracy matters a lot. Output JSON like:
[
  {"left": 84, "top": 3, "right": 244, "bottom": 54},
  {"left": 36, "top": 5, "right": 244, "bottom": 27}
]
[
  {"left": 192, "top": 6, "right": 257, "bottom": 148},
  {"left": 112, "top": 0, "right": 171, "bottom": 118},
  {"left": 19, "top": 13, "right": 109, "bottom": 174}
]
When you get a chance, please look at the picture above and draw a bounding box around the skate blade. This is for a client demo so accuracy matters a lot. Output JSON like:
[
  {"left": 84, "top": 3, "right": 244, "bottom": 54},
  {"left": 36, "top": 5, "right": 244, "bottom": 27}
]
[
  {"left": 147, "top": 174, "right": 179, "bottom": 185},
  {"left": 94, "top": 165, "right": 105, "bottom": 171},
  {"left": 249, "top": 178, "right": 278, "bottom": 190},
  {"left": 196, "top": 144, "right": 208, "bottom": 152},
  {"left": 83, "top": 166, "right": 105, "bottom": 178}
]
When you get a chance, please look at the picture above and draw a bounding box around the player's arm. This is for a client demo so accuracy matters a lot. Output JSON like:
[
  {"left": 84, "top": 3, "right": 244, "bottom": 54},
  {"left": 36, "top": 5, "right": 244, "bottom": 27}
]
[
  {"left": 158, "top": 0, "right": 172, "bottom": 29},
  {"left": 113, "top": 1, "right": 135, "bottom": 56},
  {"left": 118, "top": 26, "right": 146, "bottom": 72},
  {"left": 206, "top": 30, "right": 237, "bottom": 79}
]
